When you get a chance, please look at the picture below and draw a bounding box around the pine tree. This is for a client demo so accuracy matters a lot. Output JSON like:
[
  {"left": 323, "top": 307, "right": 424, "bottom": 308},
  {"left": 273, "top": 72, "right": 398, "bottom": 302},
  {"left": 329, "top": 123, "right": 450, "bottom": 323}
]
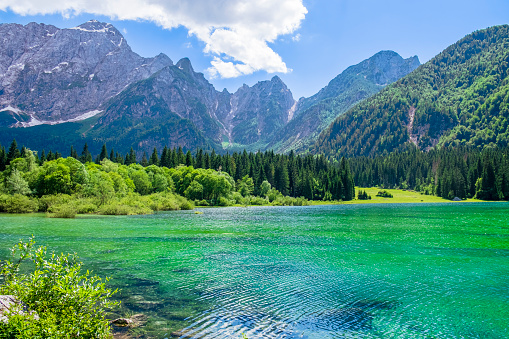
[
  {"left": 185, "top": 150, "right": 193, "bottom": 167},
  {"left": 7, "top": 139, "right": 21, "bottom": 164},
  {"left": 98, "top": 144, "right": 108, "bottom": 163},
  {"left": 70, "top": 146, "right": 78, "bottom": 159},
  {"left": 141, "top": 152, "right": 149, "bottom": 167},
  {"left": 39, "top": 150, "right": 46, "bottom": 165},
  {"left": 149, "top": 147, "right": 159, "bottom": 166},
  {"left": 160, "top": 146, "right": 170, "bottom": 168},
  {"left": 177, "top": 147, "right": 185, "bottom": 165},
  {"left": 80, "top": 143, "right": 92, "bottom": 163},
  {"left": 0, "top": 146, "right": 7, "bottom": 171},
  {"left": 125, "top": 147, "right": 137, "bottom": 165}
]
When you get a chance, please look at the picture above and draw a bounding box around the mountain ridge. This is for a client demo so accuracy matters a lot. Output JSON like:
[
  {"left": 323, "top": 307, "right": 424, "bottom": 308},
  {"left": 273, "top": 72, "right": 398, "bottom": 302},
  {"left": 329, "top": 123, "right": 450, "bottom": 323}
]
[
  {"left": 314, "top": 24, "right": 509, "bottom": 159},
  {"left": 267, "top": 50, "right": 420, "bottom": 153},
  {"left": 0, "top": 20, "right": 422, "bottom": 156}
]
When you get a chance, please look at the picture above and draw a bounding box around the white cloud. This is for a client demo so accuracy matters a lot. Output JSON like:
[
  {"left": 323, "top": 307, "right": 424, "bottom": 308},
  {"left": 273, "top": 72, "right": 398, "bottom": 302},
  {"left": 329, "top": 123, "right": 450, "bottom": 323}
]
[
  {"left": 122, "top": 28, "right": 127, "bottom": 34},
  {"left": 1, "top": 0, "right": 307, "bottom": 78},
  {"left": 183, "top": 42, "right": 192, "bottom": 49},
  {"left": 292, "top": 33, "right": 301, "bottom": 42}
]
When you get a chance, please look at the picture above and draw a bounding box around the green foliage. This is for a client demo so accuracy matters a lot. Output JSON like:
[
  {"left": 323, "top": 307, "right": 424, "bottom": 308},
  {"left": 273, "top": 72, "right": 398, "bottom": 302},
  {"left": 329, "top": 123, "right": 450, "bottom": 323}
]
[
  {"left": 259, "top": 180, "right": 271, "bottom": 197},
  {"left": 0, "top": 238, "right": 117, "bottom": 338},
  {"left": 0, "top": 194, "right": 38, "bottom": 213},
  {"left": 357, "top": 190, "right": 371, "bottom": 200},
  {"left": 47, "top": 202, "right": 78, "bottom": 218},
  {"left": 237, "top": 175, "right": 254, "bottom": 197},
  {"left": 376, "top": 190, "right": 394, "bottom": 198},
  {"left": 5, "top": 169, "right": 31, "bottom": 195}
]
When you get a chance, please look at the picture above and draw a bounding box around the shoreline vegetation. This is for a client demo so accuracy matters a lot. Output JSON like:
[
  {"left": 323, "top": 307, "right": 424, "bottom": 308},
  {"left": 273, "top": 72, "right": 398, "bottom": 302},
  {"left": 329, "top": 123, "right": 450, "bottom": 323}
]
[
  {"left": 0, "top": 238, "right": 117, "bottom": 338},
  {"left": 0, "top": 141, "right": 507, "bottom": 217}
]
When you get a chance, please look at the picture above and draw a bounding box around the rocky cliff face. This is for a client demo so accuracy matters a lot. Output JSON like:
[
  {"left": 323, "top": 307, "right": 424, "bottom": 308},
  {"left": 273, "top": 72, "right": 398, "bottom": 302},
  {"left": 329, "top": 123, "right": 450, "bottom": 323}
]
[
  {"left": 268, "top": 51, "right": 420, "bottom": 153},
  {"left": 0, "top": 20, "right": 172, "bottom": 126},
  {"left": 226, "top": 76, "right": 295, "bottom": 146},
  {"left": 91, "top": 57, "right": 229, "bottom": 152}
]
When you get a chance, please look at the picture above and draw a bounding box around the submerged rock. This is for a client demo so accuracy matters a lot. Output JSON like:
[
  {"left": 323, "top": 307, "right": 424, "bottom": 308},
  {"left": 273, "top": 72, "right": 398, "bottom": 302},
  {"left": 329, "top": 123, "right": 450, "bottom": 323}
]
[{"left": 110, "top": 313, "right": 147, "bottom": 328}]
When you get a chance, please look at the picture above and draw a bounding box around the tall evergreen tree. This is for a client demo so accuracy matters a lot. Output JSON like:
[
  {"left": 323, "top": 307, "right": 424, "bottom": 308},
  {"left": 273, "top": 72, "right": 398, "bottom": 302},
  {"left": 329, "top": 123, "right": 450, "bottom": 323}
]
[
  {"left": 185, "top": 150, "right": 193, "bottom": 167},
  {"left": 141, "top": 152, "right": 149, "bottom": 167},
  {"left": 125, "top": 147, "right": 137, "bottom": 165},
  {"left": 160, "top": 146, "right": 170, "bottom": 168},
  {"left": 0, "top": 146, "right": 7, "bottom": 171},
  {"left": 149, "top": 147, "right": 159, "bottom": 166},
  {"left": 70, "top": 145, "right": 78, "bottom": 159},
  {"left": 39, "top": 150, "right": 46, "bottom": 165},
  {"left": 80, "top": 143, "right": 92, "bottom": 163},
  {"left": 7, "top": 139, "right": 21, "bottom": 164},
  {"left": 98, "top": 144, "right": 108, "bottom": 163}
]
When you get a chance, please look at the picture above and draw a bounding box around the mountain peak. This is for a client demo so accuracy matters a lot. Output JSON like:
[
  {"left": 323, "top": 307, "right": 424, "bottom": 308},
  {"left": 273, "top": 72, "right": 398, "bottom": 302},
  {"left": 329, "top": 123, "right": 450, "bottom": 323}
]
[
  {"left": 71, "top": 20, "right": 118, "bottom": 34},
  {"left": 176, "top": 57, "right": 194, "bottom": 73}
]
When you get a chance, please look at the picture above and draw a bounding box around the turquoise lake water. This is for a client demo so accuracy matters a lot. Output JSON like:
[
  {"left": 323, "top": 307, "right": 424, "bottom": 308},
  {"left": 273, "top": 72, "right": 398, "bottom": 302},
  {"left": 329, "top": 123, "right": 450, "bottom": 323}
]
[{"left": 0, "top": 203, "right": 508, "bottom": 338}]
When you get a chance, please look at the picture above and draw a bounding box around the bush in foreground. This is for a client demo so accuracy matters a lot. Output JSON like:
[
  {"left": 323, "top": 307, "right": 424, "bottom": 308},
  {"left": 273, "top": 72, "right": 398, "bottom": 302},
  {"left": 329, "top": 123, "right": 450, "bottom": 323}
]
[{"left": 0, "top": 238, "right": 117, "bottom": 338}]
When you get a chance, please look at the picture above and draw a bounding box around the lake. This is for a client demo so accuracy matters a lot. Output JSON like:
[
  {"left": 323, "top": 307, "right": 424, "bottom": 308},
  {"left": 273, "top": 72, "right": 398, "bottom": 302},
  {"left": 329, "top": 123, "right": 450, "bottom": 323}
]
[{"left": 0, "top": 203, "right": 508, "bottom": 338}]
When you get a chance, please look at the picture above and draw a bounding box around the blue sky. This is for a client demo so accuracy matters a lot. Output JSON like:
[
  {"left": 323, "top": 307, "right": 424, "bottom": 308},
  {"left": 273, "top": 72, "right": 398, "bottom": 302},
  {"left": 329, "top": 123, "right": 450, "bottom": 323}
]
[{"left": 1, "top": 0, "right": 508, "bottom": 98}]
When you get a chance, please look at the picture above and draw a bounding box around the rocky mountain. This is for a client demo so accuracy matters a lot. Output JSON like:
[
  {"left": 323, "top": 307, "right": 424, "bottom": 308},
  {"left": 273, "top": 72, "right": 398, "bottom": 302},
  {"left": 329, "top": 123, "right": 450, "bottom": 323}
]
[
  {"left": 267, "top": 51, "right": 420, "bottom": 153},
  {"left": 227, "top": 76, "right": 295, "bottom": 147},
  {"left": 1, "top": 20, "right": 446, "bottom": 159},
  {"left": 90, "top": 57, "right": 227, "bottom": 152},
  {"left": 0, "top": 20, "right": 173, "bottom": 126},
  {"left": 314, "top": 25, "right": 509, "bottom": 159},
  {"left": 0, "top": 21, "right": 298, "bottom": 154}
]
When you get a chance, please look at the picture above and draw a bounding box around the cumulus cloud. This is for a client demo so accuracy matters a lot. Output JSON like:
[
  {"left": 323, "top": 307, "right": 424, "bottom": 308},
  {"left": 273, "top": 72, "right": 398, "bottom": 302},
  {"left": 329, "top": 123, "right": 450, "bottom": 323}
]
[{"left": 1, "top": 0, "right": 307, "bottom": 78}]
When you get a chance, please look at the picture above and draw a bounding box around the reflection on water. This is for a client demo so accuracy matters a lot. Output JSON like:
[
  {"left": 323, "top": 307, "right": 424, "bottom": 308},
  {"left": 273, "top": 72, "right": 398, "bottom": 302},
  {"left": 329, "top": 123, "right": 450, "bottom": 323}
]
[{"left": 0, "top": 203, "right": 508, "bottom": 338}]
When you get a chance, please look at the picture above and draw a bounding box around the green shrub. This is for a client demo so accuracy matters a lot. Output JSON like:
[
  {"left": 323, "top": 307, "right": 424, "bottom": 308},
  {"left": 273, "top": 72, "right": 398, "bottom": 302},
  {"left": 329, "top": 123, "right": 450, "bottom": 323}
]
[
  {"left": 376, "top": 190, "right": 393, "bottom": 198},
  {"left": 0, "top": 194, "right": 38, "bottom": 213},
  {"left": 175, "top": 194, "right": 194, "bottom": 210},
  {"left": 217, "top": 196, "right": 231, "bottom": 206},
  {"left": 98, "top": 202, "right": 152, "bottom": 215},
  {"left": 38, "top": 194, "right": 72, "bottom": 212},
  {"left": 195, "top": 199, "right": 209, "bottom": 206},
  {"left": 147, "top": 192, "right": 180, "bottom": 211},
  {"left": 249, "top": 196, "right": 268, "bottom": 205},
  {"left": 230, "top": 191, "right": 244, "bottom": 204},
  {"left": 47, "top": 203, "right": 78, "bottom": 218},
  {"left": 0, "top": 238, "right": 117, "bottom": 338},
  {"left": 75, "top": 201, "right": 99, "bottom": 214}
]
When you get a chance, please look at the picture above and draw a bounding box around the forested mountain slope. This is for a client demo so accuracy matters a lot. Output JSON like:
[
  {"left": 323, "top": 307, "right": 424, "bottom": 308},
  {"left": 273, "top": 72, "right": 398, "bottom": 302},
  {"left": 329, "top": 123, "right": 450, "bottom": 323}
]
[
  {"left": 314, "top": 25, "right": 509, "bottom": 159},
  {"left": 268, "top": 51, "right": 419, "bottom": 153}
]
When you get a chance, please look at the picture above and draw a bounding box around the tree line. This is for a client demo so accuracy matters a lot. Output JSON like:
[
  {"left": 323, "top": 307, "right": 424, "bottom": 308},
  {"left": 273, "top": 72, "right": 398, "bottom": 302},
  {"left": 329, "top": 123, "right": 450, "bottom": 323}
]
[
  {"left": 349, "top": 144, "right": 509, "bottom": 200},
  {"left": 2, "top": 138, "right": 507, "bottom": 205},
  {"left": 1, "top": 140, "right": 357, "bottom": 203}
]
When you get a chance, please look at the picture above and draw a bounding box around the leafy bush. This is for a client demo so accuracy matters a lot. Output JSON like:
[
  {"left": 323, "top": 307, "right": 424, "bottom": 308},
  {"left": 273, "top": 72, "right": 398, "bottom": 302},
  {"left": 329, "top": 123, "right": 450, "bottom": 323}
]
[
  {"left": 0, "top": 238, "right": 117, "bottom": 338},
  {"left": 38, "top": 194, "right": 72, "bottom": 212},
  {"left": 175, "top": 194, "right": 194, "bottom": 210},
  {"left": 47, "top": 203, "right": 78, "bottom": 218},
  {"left": 98, "top": 202, "right": 152, "bottom": 215},
  {"left": 217, "top": 196, "right": 231, "bottom": 206},
  {"left": 249, "top": 196, "right": 269, "bottom": 205},
  {"left": 195, "top": 199, "right": 209, "bottom": 206},
  {"left": 0, "top": 194, "right": 38, "bottom": 213},
  {"left": 147, "top": 192, "right": 180, "bottom": 211},
  {"left": 376, "top": 190, "right": 393, "bottom": 198},
  {"left": 357, "top": 190, "right": 371, "bottom": 200}
]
